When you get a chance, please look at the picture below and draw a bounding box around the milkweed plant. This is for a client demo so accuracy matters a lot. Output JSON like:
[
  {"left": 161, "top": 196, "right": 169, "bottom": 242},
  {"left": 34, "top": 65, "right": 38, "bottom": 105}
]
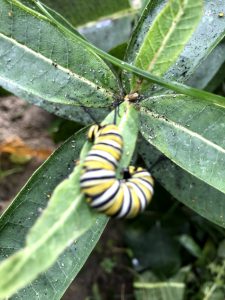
[{"left": 0, "top": 0, "right": 225, "bottom": 299}]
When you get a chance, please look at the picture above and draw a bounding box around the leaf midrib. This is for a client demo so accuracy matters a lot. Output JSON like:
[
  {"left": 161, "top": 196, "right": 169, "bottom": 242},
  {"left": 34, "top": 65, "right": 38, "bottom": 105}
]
[
  {"left": 141, "top": 107, "right": 225, "bottom": 154},
  {"left": 146, "top": 1, "right": 186, "bottom": 73},
  {"left": 0, "top": 33, "right": 114, "bottom": 102},
  {"left": 0, "top": 194, "right": 84, "bottom": 290}
]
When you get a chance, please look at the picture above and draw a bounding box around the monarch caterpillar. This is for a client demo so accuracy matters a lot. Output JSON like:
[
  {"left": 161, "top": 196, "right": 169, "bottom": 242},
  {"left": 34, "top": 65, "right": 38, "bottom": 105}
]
[{"left": 80, "top": 124, "right": 154, "bottom": 218}]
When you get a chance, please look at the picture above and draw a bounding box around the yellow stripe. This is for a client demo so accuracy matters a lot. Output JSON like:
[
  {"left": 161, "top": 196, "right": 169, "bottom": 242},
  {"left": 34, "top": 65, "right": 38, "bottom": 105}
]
[
  {"left": 105, "top": 187, "right": 124, "bottom": 216},
  {"left": 99, "top": 124, "right": 118, "bottom": 134},
  {"left": 92, "top": 144, "right": 121, "bottom": 160},
  {"left": 127, "top": 186, "right": 141, "bottom": 218},
  {"left": 87, "top": 125, "right": 100, "bottom": 141},
  {"left": 82, "top": 180, "right": 116, "bottom": 196},
  {"left": 130, "top": 179, "right": 153, "bottom": 203},
  {"left": 97, "top": 134, "right": 123, "bottom": 145},
  {"left": 83, "top": 160, "right": 114, "bottom": 170}
]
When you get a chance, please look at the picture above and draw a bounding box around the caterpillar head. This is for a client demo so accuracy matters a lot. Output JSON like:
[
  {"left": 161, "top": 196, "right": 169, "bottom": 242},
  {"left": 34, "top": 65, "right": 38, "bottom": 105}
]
[{"left": 87, "top": 124, "right": 101, "bottom": 142}]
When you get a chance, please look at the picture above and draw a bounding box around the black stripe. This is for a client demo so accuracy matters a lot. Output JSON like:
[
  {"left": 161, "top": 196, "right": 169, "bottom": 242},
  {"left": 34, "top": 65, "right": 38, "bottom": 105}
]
[
  {"left": 95, "top": 142, "right": 122, "bottom": 152},
  {"left": 113, "top": 186, "right": 132, "bottom": 218},
  {"left": 134, "top": 177, "right": 154, "bottom": 191},
  {"left": 91, "top": 183, "right": 121, "bottom": 208},
  {"left": 86, "top": 153, "right": 117, "bottom": 168},
  {"left": 100, "top": 132, "right": 122, "bottom": 139},
  {"left": 80, "top": 174, "right": 115, "bottom": 183},
  {"left": 129, "top": 181, "right": 148, "bottom": 208}
]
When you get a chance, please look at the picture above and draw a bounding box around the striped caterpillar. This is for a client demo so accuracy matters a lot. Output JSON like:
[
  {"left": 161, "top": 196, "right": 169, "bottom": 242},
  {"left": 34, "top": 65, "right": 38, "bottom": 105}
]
[{"left": 80, "top": 124, "right": 154, "bottom": 218}]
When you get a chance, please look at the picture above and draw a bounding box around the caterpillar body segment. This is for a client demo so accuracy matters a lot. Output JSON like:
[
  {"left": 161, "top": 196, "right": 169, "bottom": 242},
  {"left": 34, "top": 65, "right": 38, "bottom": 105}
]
[{"left": 80, "top": 124, "right": 154, "bottom": 219}]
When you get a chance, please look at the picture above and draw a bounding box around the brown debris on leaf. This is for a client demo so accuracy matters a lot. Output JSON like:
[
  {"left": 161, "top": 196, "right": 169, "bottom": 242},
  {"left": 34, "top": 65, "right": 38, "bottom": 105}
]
[{"left": 0, "top": 136, "right": 53, "bottom": 161}]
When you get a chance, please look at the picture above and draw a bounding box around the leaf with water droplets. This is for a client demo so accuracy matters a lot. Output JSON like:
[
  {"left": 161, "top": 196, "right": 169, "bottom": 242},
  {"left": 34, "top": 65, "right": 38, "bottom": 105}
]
[
  {"left": 140, "top": 94, "right": 225, "bottom": 195},
  {"left": 0, "top": 0, "right": 120, "bottom": 122},
  {"left": 139, "top": 138, "right": 225, "bottom": 228},
  {"left": 128, "top": 0, "right": 203, "bottom": 91},
  {"left": 123, "top": 1, "right": 225, "bottom": 94}
]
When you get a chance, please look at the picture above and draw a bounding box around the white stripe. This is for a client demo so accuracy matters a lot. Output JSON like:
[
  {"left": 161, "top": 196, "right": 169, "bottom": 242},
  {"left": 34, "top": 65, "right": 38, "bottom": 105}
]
[
  {"left": 80, "top": 178, "right": 112, "bottom": 188},
  {"left": 116, "top": 184, "right": 131, "bottom": 218},
  {"left": 87, "top": 149, "right": 118, "bottom": 165},
  {"left": 95, "top": 139, "right": 123, "bottom": 150},
  {"left": 131, "top": 178, "right": 154, "bottom": 195},
  {"left": 80, "top": 169, "right": 115, "bottom": 180},
  {"left": 127, "top": 182, "right": 146, "bottom": 211},
  {"left": 84, "top": 155, "right": 113, "bottom": 165},
  {"left": 134, "top": 171, "right": 152, "bottom": 177}
]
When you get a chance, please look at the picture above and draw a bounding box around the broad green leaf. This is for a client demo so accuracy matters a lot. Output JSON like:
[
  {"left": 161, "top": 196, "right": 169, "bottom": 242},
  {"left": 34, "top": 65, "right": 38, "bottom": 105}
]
[
  {"left": 0, "top": 102, "right": 139, "bottom": 298},
  {"left": 79, "top": 13, "right": 136, "bottom": 52},
  {"left": 134, "top": 281, "right": 185, "bottom": 300},
  {"left": 140, "top": 94, "right": 225, "bottom": 194},
  {"left": 19, "top": 0, "right": 136, "bottom": 52},
  {"left": 42, "top": 0, "right": 131, "bottom": 27},
  {"left": 0, "top": 128, "right": 104, "bottom": 299},
  {"left": 0, "top": 128, "right": 100, "bottom": 299},
  {"left": 139, "top": 138, "right": 225, "bottom": 229},
  {"left": 186, "top": 41, "right": 225, "bottom": 90},
  {"left": 124, "top": 1, "right": 225, "bottom": 93},
  {"left": 167, "top": 1, "right": 225, "bottom": 83},
  {"left": 131, "top": 0, "right": 202, "bottom": 91},
  {"left": 134, "top": 268, "right": 188, "bottom": 300},
  {"left": 205, "top": 61, "right": 225, "bottom": 93},
  {"left": 41, "top": 0, "right": 136, "bottom": 52},
  {"left": 0, "top": 0, "right": 120, "bottom": 121},
  {"left": 178, "top": 234, "right": 202, "bottom": 258}
]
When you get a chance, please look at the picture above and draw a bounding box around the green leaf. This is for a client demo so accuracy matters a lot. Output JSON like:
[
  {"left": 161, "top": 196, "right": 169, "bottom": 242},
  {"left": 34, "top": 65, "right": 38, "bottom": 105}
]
[
  {"left": 167, "top": 1, "right": 225, "bottom": 83},
  {"left": 0, "top": 128, "right": 98, "bottom": 299},
  {"left": 0, "top": 128, "right": 103, "bottom": 299},
  {"left": 42, "top": 0, "right": 131, "bottom": 27},
  {"left": 205, "top": 60, "right": 225, "bottom": 93},
  {"left": 140, "top": 94, "right": 225, "bottom": 194},
  {"left": 186, "top": 41, "right": 225, "bottom": 90},
  {"left": 22, "top": 0, "right": 136, "bottom": 53},
  {"left": 79, "top": 13, "right": 135, "bottom": 52},
  {"left": 0, "top": 86, "right": 11, "bottom": 96},
  {"left": 0, "top": 0, "right": 119, "bottom": 120},
  {"left": 124, "top": 0, "right": 225, "bottom": 94},
  {"left": 130, "top": 0, "right": 203, "bottom": 91},
  {"left": 2, "top": 0, "right": 225, "bottom": 116},
  {"left": 178, "top": 234, "right": 202, "bottom": 258},
  {"left": 0, "top": 102, "right": 139, "bottom": 298},
  {"left": 134, "top": 268, "right": 188, "bottom": 300},
  {"left": 139, "top": 138, "right": 225, "bottom": 229},
  {"left": 134, "top": 281, "right": 185, "bottom": 300}
]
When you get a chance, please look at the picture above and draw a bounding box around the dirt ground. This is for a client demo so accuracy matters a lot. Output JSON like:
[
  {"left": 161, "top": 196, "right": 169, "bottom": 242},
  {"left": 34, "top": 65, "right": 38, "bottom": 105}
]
[
  {"left": 0, "top": 96, "right": 55, "bottom": 207},
  {"left": 0, "top": 96, "right": 133, "bottom": 299}
]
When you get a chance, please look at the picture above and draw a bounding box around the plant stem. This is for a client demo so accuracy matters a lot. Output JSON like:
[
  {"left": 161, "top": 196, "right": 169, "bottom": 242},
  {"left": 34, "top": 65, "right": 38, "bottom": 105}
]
[
  {"left": 33, "top": 0, "right": 225, "bottom": 107},
  {"left": 203, "top": 261, "right": 225, "bottom": 300}
]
